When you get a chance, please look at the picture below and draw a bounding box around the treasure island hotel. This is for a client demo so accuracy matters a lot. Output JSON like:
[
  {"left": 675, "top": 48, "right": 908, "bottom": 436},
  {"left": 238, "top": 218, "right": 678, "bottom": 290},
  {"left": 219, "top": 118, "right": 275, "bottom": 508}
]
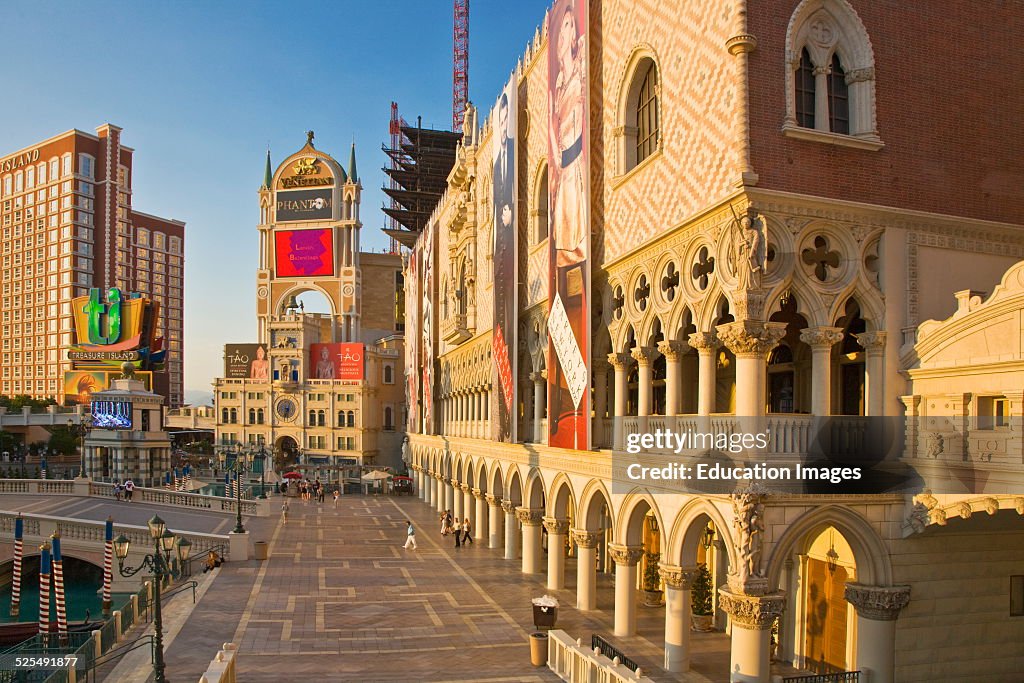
[{"left": 0, "top": 124, "right": 185, "bottom": 406}]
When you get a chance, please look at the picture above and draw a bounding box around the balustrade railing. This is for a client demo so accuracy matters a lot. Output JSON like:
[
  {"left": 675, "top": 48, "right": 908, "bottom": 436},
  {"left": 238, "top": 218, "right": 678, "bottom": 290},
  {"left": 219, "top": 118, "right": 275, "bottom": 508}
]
[
  {"left": 783, "top": 672, "right": 860, "bottom": 683},
  {"left": 546, "top": 630, "right": 653, "bottom": 683}
]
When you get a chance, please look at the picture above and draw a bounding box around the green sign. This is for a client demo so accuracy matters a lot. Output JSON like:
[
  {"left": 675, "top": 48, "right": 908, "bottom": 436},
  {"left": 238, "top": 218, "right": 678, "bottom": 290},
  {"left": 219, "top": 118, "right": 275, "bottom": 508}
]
[{"left": 83, "top": 288, "right": 123, "bottom": 345}]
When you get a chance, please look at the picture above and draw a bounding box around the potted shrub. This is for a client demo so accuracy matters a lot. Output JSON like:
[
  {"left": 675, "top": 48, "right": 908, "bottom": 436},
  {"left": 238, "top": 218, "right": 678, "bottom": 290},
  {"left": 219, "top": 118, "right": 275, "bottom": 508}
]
[
  {"left": 642, "top": 551, "right": 664, "bottom": 606},
  {"left": 690, "top": 563, "right": 714, "bottom": 631}
]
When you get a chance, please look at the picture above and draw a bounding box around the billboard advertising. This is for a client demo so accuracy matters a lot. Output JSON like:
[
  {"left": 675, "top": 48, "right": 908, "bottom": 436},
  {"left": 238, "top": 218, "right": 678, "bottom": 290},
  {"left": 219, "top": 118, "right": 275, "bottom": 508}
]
[
  {"left": 547, "top": 0, "right": 590, "bottom": 450},
  {"left": 309, "top": 343, "right": 365, "bottom": 381},
  {"left": 492, "top": 75, "right": 518, "bottom": 442},
  {"left": 63, "top": 371, "right": 153, "bottom": 406},
  {"left": 223, "top": 344, "right": 270, "bottom": 380},
  {"left": 422, "top": 221, "right": 435, "bottom": 434},
  {"left": 405, "top": 248, "right": 419, "bottom": 432},
  {"left": 91, "top": 400, "right": 133, "bottom": 430},
  {"left": 275, "top": 228, "right": 335, "bottom": 278},
  {"left": 275, "top": 188, "right": 334, "bottom": 222}
]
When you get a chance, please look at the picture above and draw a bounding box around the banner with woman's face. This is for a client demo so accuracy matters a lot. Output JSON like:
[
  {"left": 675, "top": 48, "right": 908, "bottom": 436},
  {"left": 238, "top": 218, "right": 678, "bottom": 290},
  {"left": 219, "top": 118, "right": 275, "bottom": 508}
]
[
  {"left": 492, "top": 76, "right": 518, "bottom": 442},
  {"left": 546, "top": 0, "right": 590, "bottom": 450}
]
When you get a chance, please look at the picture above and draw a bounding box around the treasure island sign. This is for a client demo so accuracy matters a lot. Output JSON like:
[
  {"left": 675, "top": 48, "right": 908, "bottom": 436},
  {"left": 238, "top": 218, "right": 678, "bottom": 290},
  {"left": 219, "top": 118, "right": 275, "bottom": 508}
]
[{"left": 0, "top": 148, "right": 40, "bottom": 174}]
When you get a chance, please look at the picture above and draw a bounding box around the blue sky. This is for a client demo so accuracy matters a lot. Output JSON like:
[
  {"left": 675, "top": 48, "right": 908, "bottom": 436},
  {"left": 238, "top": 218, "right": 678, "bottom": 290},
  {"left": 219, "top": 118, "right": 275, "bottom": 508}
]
[{"left": 0, "top": 0, "right": 550, "bottom": 402}]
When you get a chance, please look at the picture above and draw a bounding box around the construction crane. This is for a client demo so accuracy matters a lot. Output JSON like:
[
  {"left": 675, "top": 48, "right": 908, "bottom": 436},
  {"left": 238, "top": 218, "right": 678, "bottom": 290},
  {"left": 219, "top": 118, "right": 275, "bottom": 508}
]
[{"left": 453, "top": 0, "right": 469, "bottom": 131}]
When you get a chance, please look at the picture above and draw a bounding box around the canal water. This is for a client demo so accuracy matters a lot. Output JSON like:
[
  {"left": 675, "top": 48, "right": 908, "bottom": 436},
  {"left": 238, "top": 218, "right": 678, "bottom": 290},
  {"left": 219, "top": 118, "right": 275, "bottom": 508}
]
[{"left": 0, "top": 556, "right": 131, "bottom": 623}]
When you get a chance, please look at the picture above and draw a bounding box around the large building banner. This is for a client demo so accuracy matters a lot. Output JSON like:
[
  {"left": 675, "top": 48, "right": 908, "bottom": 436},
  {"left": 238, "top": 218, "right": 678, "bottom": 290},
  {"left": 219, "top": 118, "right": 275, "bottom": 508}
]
[
  {"left": 421, "top": 221, "right": 435, "bottom": 434},
  {"left": 405, "top": 248, "right": 420, "bottom": 432},
  {"left": 547, "top": 0, "right": 590, "bottom": 450},
  {"left": 492, "top": 76, "right": 518, "bottom": 442},
  {"left": 310, "top": 343, "right": 365, "bottom": 380}
]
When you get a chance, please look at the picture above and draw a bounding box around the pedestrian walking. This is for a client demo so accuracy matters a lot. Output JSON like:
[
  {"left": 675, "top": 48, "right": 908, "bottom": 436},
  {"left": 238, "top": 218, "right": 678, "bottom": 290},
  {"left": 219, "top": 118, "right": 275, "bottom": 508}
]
[
  {"left": 281, "top": 500, "right": 289, "bottom": 524},
  {"left": 333, "top": 490, "right": 340, "bottom": 508},
  {"left": 123, "top": 479, "right": 135, "bottom": 502},
  {"left": 403, "top": 521, "right": 417, "bottom": 549},
  {"left": 440, "top": 512, "right": 448, "bottom": 535},
  {"left": 462, "top": 517, "right": 473, "bottom": 544},
  {"left": 453, "top": 518, "right": 461, "bottom": 547},
  {"left": 112, "top": 482, "right": 122, "bottom": 501}
]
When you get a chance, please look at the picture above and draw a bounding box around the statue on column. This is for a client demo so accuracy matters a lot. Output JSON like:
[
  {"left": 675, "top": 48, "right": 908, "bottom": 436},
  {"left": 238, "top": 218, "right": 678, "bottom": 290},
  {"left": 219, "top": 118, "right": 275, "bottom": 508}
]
[
  {"left": 731, "top": 482, "right": 768, "bottom": 590},
  {"left": 729, "top": 210, "right": 767, "bottom": 292}
]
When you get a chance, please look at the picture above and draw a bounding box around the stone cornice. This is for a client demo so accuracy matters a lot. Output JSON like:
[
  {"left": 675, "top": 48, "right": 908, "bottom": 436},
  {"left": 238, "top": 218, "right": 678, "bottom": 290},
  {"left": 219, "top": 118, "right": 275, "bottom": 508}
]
[{"left": 843, "top": 583, "right": 910, "bottom": 621}]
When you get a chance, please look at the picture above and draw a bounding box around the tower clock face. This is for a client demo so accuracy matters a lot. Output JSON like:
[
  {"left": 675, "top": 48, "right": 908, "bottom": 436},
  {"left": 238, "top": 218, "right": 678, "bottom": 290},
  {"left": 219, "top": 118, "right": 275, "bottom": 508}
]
[{"left": 276, "top": 398, "right": 298, "bottom": 421}]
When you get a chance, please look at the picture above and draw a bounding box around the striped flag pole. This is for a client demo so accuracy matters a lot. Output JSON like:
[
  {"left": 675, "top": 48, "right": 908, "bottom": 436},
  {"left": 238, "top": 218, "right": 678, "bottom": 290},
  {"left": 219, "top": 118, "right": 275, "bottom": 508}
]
[
  {"left": 164, "top": 471, "right": 172, "bottom": 490},
  {"left": 38, "top": 542, "right": 51, "bottom": 643},
  {"left": 51, "top": 532, "right": 67, "bottom": 642},
  {"left": 102, "top": 517, "right": 113, "bottom": 617},
  {"left": 10, "top": 515, "right": 23, "bottom": 618},
  {"left": 40, "top": 458, "right": 47, "bottom": 480}
]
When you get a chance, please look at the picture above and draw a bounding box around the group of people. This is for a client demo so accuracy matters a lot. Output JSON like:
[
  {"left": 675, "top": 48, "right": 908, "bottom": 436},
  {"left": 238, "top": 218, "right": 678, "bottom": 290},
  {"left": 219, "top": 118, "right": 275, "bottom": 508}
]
[
  {"left": 111, "top": 479, "right": 136, "bottom": 501},
  {"left": 440, "top": 510, "right": 474, "bottom": 547},
  {"left": 285, "top": 479, "right": 340, "bottom": 506}
]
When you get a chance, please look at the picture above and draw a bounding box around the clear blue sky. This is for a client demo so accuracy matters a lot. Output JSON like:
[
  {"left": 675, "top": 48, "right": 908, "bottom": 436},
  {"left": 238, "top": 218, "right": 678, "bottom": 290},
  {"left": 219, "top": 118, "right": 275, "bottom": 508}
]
[{"left": 0, "top": 0, "right": 550, "bottom": 403}]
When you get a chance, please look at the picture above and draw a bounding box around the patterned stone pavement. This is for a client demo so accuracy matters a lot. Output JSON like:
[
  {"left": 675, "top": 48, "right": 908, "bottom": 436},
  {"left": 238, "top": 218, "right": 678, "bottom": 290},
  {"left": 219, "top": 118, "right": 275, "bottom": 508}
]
[{"left": 152, "top": 493, "right": 730, "bottom": 682}]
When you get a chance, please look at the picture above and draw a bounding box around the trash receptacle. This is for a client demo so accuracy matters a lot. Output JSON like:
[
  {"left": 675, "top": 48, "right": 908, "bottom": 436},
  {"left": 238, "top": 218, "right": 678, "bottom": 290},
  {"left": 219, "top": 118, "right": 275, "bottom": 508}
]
[
  {"left": 253, "top": 541, "right": 268, "bottom": 560},
  {"left": 532, "top": 603, "right": 557, "bottom": 630},
  {"left": 529, "top": 631, "right": 548, "bottom": 667}
]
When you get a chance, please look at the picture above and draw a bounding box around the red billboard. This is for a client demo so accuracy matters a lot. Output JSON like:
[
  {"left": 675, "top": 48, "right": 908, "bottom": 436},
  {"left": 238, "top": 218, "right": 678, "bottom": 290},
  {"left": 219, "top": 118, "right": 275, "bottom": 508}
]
[
  {"left": 310, "top": 343, "right": 365, "bottom": 381},
  {"left": 275, "top": 228, "right": 334, "bottom": 277}
]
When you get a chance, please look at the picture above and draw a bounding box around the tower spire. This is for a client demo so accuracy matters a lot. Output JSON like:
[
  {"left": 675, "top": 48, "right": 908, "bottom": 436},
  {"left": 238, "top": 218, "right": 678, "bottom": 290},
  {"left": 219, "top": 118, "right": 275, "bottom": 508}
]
[
  {"left": 262, "top": 149, "right": 273, "bottom": 189},
  {"left": 348, "top": 142, "right": 358, "bottom": 184}
]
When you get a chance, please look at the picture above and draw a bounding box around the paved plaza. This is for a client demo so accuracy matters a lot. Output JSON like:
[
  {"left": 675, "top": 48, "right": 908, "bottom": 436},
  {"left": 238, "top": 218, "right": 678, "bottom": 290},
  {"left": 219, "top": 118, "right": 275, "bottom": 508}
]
[{"left": 145, "top": 493, "right": 728, "bottom": 682}]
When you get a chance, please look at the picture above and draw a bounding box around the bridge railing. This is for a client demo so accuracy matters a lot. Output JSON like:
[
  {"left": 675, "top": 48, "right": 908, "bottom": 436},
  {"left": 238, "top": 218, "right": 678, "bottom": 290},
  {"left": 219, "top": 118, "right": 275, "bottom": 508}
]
[
  {"left": 547, "top": 630, "right": 654, "bottom": 683},
  {"left": 0, "top": 512, "right": 232, "bottom": 561}
]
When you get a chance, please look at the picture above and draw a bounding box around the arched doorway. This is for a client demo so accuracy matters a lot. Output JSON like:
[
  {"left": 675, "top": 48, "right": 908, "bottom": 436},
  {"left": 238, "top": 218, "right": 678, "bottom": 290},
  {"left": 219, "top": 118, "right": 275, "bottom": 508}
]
[
  {"left": 800, "top": 526, "right": 856, "bottom": 674},
  {"left": 275, "top": 436, "right": 299, "bottom": 469}
]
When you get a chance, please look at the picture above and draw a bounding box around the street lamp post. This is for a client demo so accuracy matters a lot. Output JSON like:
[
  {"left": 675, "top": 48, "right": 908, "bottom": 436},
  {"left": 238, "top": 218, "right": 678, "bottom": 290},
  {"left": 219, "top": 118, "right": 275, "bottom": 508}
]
[
  {"left": 113, "top": 515, "right": 192, "bottom": 683},
  {"left": 68, "top": 416, "right": 94, "bottom": 479},
  {"left": 229, "top": 454, "right": 247, "bottom": 535}
]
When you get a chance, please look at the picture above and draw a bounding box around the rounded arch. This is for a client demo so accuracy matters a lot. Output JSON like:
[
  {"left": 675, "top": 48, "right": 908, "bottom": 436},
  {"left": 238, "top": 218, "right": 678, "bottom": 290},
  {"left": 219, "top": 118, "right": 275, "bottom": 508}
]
[
  {"left": 614, "top": 489, "right": 665, "bottom": 546},
  {"left": 490, "top": 464, "right": 505, "bottom": 500},
  {"left": 665, "top": 498, "right": 737, "bottom": 570},
  {"left": 276, "top": 282, "right": 338, "bottom": 318},
  {"left": 766, "top": 504, "right": 892, "bottom": 588},
  {"left": 523, "top": 468, "right": 546, "bottom": 509},
  {"left": 547, "top": 473, "right": 577, "bottom": 518},
  {"left": 506, "top": 466, "right": 524, "bottom": 506},
  {"left": 577, "top": 479, "right": 614, "bottom": 531}
]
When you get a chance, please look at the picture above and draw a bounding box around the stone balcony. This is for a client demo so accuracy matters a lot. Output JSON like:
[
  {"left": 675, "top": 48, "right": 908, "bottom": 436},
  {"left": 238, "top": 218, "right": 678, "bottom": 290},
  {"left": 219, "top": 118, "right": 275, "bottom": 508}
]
[{"left": 441, "top": 313, "right": 472, "bottom": 345}]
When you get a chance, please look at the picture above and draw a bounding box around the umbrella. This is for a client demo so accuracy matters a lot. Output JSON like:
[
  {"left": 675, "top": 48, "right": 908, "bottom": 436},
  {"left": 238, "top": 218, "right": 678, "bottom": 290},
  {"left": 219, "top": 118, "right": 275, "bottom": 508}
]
[
  {"left": 283, "top": 471, "right": 303, "bottom": 479},
  {"left": 361, "top": 470, "right": 392, "bottom": 482}
]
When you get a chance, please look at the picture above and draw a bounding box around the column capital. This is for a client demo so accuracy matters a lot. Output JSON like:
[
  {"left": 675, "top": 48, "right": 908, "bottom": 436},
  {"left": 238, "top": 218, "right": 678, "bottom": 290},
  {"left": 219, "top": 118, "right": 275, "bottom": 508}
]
[
  {"left": 447, "top": 478, "right": 458, "bottom": 488},
  {"left": 529, "top": 371, "right": 544, "bottom": 383},
  {"left": 515, "top": 507, "right": 544, "bottom": 526},
  {"left": 843, "top": 583, "right": 911, "bottom": 621},
  {"left": 472, "top": 487, "right": 485, "bottom": 500},
  {"left": 717, "top": 589, "right": 786, "bottom": 630},
  {"left": 725, "top": 33, "right": 758, "bottom": 55},
  {"left": 687, "top": 331, "right": 720, "bottom": 352},
  {"left": 659, "top": 564, "right": 699, "bottom": 589},
  {"left": 799, "top": 325, "right": 845, "bottom": 349},
  {"left": 500, "top": 498, "right": 516, "bottom": 514},
  {"left": 607, "top": 352, "right": 631, "bottom": 370},
  {"left": 459, "top": 483, "right": 471, "bottom": 493},
  {"left": 656, "top": 340, "right": 686, "bottom": 361},
  {"left": 716, "top": 320, "right": 786, "bottom": 357},
  {"left": 630, "top": 345, "right": 655, "bottom": 366},
  {"left": 485, "top": 493, "right": 501, "bottom": 507},
  {"left": 542, "top": 516, "right": 569, "bottom": 535},
  {"left": 607, "top": 543, "right": 644, "bottom": 566},
  {"left": 856, "top": 331, "right": 887, "bottom": 352},
  {"left": 571, "top": 528, "right": 601, "bottom": 548}
]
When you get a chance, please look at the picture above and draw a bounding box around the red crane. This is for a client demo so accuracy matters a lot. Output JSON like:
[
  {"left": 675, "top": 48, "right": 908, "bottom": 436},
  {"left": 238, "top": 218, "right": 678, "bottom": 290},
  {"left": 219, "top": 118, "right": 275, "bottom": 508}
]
[{"left": 453, "top": 0, "right": 469, "bottom": 131}]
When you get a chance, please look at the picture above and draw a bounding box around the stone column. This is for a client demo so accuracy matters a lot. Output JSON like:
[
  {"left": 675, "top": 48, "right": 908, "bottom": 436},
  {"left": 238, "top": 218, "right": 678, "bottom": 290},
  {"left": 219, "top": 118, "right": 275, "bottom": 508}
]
[
  {"left": 844, "top": 583, "right": 911, "bottom": 683},
  {"left": 725, "top": 16, "right": 759, "bottom": 185},
  {"left": 718, "top": 590, "right": 787, "bottom": 683},
  {"left": 856, "top": 332, "right": 887, "bottom": 417},
  {"left": 531, "top": 372, "right": 545, "bottom": 443},
  {"left": 543, "top": 517, "right": 569, "bottom": 590},
  {"left": 425, "top": 473, "right": 434, "bottom": 506},
  {"left": 440, "top": 477, "right": 450, "bottom": 513},
  {"left": 608, "top": 352, "right": 630, "bottom": 449},
  {"left": 486, "top": 494, "right": 503, "bottom": 549},
  {"left": 473, "top": 489, "right": 487, "bottom": 542},
  {"left": 502, "top": 499, "right": 519, "bottom": 560},
  {"left": 452, "top": 480, "right": 463, "bottom": 519},
  {"left": 593, "top": 363, "right": 609, "bottom": 446},
  {"left": 660, "top": 565, "right": 698, "bottom": 673},
  {"left": 416, "top": 468, "right": 425, "bottom": 501},
  {"left": 517, "top": 507, "right": 544, "bottom": 574},
  {"left": 608, "top": 544, "right": 644, "bottom": 637},
  {"left": 632, "top": 346, "right": 654, "bottom": 417},
  {"left": 688, "top": 332, "right": 719, "bottom": 417},
  {"left": 658, "top": 340, "right": 684, "bottom": 417},
  {"left": 461, "top": 484, "right": 474, "bottom": 529},
  {"left": 717, "top": 321, "right": 786, "bottom": 418},
  {"left": 800, "top": 326, "right": 845, "bottom": 416},
  {"left": 573, "top": 529, "right": 600, "bottom": 611},
  {"left": 444, "top": 477, "right": 455, "bottom": 512}
]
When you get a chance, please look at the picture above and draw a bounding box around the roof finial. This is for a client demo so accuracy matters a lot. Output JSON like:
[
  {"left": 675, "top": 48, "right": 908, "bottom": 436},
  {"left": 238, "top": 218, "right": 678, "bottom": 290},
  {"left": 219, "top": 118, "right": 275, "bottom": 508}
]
[{"left": 305, "top": 130, "right": 315, "bottom": 148}]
